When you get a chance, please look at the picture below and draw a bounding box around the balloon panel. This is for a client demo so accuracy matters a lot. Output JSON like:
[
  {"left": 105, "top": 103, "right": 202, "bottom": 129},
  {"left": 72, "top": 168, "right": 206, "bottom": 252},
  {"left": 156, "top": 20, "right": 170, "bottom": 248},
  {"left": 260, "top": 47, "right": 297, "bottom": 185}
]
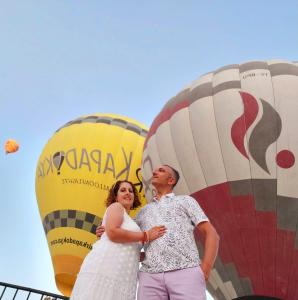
[
  {"left": 36, "top": 113, "right": 148, "bottom": 296},
  {"left": 142, "top": 60, "right": 298, "bottom": 299}
]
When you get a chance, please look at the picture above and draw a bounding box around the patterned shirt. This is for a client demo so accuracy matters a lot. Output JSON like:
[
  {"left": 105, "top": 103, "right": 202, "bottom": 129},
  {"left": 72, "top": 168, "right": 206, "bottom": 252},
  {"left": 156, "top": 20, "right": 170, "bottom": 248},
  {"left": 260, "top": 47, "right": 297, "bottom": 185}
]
[{"left": 135, "top": 193, "right": 209, "bottom": 273}]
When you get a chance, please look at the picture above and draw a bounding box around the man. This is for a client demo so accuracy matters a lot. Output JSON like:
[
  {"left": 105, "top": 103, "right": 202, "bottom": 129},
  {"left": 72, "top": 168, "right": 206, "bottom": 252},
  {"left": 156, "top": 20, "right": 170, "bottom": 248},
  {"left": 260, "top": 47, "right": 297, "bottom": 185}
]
[{"left": 97, "top": 165, "right": 219, "bottom": 300}]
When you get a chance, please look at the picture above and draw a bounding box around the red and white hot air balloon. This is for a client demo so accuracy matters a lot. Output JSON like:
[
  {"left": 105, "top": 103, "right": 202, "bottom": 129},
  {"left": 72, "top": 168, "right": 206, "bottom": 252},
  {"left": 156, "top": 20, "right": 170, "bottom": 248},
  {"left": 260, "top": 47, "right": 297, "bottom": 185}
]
[{"left": 142, "top": 59, "right": 298, "bottom": 300}]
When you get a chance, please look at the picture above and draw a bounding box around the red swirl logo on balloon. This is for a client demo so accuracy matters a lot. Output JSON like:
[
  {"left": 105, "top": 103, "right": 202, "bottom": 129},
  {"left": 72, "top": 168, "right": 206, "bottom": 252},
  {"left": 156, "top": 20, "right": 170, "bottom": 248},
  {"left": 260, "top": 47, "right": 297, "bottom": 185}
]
[{"left": 231, "top": 91, "right": 295, "bottom": 171}]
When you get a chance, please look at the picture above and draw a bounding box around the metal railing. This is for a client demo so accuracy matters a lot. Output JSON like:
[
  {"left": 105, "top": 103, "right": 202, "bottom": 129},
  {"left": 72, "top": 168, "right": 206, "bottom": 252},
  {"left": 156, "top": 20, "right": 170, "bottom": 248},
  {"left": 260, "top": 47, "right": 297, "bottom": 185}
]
[{"left": 0, "top": 282, "right": 69, "bottom": 300}]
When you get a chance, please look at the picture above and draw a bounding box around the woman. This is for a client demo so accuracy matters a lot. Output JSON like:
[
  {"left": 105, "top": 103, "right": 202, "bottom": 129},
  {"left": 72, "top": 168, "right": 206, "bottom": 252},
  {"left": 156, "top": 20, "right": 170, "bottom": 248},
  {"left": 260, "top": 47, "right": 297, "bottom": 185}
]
[{"left": 70, "top": 180, "right": 166, "bottom": 300}]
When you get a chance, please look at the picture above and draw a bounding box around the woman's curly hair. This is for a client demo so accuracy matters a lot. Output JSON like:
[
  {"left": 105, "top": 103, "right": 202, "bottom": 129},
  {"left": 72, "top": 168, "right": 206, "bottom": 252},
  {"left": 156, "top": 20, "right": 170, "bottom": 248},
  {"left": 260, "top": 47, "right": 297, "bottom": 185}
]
[{"left": 106, "top": 180, "right": 141, "bottom": 210}]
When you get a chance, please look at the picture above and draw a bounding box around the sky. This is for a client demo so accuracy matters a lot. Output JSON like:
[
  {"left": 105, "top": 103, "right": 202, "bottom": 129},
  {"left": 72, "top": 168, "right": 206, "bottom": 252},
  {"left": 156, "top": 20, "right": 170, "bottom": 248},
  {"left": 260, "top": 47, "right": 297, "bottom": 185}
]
[{"left": 0, "top": 1, "right": 297, "bottom": 299}]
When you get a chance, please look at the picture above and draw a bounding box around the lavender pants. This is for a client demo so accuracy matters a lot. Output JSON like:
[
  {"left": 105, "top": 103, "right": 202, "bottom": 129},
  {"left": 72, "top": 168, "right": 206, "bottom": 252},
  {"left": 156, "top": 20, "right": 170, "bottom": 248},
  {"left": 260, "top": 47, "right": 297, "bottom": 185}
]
[{"left": 137, "top": 266, "right": 206, "bottom": 300}]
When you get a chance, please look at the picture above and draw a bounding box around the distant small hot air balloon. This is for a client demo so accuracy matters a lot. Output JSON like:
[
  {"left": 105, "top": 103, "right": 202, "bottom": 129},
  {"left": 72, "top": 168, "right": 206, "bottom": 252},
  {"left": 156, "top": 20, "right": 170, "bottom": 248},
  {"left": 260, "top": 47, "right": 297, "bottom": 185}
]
[{"left": 5, "top": 139, "right": 19, "bottom": 154}]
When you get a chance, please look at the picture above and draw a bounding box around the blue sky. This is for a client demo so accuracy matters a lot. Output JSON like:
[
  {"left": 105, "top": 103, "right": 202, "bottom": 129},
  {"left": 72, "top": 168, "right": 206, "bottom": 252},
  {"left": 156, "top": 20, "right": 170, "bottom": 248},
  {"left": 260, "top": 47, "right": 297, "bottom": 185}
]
[{"left": 0, "top": 1, "right": 297, "bottom": 299}]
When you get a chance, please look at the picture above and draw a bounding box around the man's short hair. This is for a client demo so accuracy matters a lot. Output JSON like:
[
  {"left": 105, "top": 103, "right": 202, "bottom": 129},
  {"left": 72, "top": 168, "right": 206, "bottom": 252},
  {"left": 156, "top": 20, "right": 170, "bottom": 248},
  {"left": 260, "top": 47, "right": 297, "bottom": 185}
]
[{"left": 164, "top": 165, "right": 180, "bottom": 188}]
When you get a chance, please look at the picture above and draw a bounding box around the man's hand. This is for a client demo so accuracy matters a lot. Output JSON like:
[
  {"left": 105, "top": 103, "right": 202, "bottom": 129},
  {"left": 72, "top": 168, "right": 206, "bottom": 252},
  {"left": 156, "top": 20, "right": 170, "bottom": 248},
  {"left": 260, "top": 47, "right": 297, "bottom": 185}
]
[
  {"left": 96, "top": 224, "right": 105, "bottom": 238},
  {"left": 199, "top": 261, "right": 212, "bottom": 281}
]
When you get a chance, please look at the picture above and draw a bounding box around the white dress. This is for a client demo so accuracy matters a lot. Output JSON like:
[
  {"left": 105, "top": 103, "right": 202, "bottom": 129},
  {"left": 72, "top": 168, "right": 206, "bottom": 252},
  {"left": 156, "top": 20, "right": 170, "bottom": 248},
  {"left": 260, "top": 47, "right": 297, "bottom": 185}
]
[{"left": 70, "top": 209, "right": 141, "bottom": 300}]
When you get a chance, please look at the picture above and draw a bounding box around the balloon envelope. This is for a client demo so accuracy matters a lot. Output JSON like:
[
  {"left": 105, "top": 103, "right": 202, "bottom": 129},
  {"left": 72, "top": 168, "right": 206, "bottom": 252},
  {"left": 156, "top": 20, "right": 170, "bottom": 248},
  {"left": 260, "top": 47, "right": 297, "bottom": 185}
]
[
  {"left": 142, "top": 60, "right": 298, "bottom": 299},
  {"left": 35, "top": 113, "right": 148, "bottom": 296},
  {"left": 5, "top": 139, "right": 19, "bottom": 154}
]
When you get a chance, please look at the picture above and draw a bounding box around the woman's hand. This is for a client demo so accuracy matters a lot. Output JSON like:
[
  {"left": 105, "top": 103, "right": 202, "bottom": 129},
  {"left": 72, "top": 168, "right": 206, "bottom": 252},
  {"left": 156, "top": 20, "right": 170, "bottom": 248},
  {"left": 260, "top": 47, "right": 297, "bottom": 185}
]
[
  {"left": 96, "top": 225, "right": 105, "bottom": 238},
  {"left": 148, "top": 225, "right": 166, "bottom": 241},
  {"left": 140, "top": 251, "right": 146, "bottom": 262}
]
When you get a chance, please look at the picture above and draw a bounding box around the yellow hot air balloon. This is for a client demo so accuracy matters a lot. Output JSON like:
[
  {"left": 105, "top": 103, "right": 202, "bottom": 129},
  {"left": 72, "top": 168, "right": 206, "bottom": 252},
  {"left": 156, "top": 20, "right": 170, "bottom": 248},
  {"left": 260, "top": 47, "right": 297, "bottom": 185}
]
[
  {"left": 35, "top": 113, "right": 148, "bottom": 296},
  {"left": 5, "top": 139, "right": 19, "bottom": 154}
]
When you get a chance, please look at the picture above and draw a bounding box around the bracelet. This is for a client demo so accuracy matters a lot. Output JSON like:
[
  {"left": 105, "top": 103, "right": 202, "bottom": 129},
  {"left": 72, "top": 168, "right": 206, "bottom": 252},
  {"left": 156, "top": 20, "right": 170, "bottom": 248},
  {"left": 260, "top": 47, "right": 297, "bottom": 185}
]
[
  {"left": 146, "top": 230, "right": 150, "bottom": 243},
  {"left": 141, "top": 231, "right": 147, "bottom": 244}
]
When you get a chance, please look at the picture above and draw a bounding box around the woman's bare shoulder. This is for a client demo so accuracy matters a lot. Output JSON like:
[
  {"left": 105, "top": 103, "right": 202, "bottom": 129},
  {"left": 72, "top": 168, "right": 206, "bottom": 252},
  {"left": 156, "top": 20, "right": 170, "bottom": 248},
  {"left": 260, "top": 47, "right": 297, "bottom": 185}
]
[{"left": 106, "top": 202, "right": 124, "bottom": 213}]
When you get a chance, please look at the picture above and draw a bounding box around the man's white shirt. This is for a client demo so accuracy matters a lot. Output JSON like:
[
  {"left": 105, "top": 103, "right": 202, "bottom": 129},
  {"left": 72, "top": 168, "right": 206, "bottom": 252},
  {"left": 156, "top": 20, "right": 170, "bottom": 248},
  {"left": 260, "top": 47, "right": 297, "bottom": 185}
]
[{"left": 135, "top": 193, "right": 209, "bottom": 273}]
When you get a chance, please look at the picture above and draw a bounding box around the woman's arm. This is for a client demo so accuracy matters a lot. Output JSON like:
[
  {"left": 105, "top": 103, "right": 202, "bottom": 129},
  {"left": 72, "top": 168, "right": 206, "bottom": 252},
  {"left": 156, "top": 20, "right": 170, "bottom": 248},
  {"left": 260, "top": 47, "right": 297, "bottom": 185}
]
[
  {"left": 105, "top": 203, "right": 167, "bottom": 244},
  {"left": 105, "top": 203, "right": 143, "bottom": 243}
]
